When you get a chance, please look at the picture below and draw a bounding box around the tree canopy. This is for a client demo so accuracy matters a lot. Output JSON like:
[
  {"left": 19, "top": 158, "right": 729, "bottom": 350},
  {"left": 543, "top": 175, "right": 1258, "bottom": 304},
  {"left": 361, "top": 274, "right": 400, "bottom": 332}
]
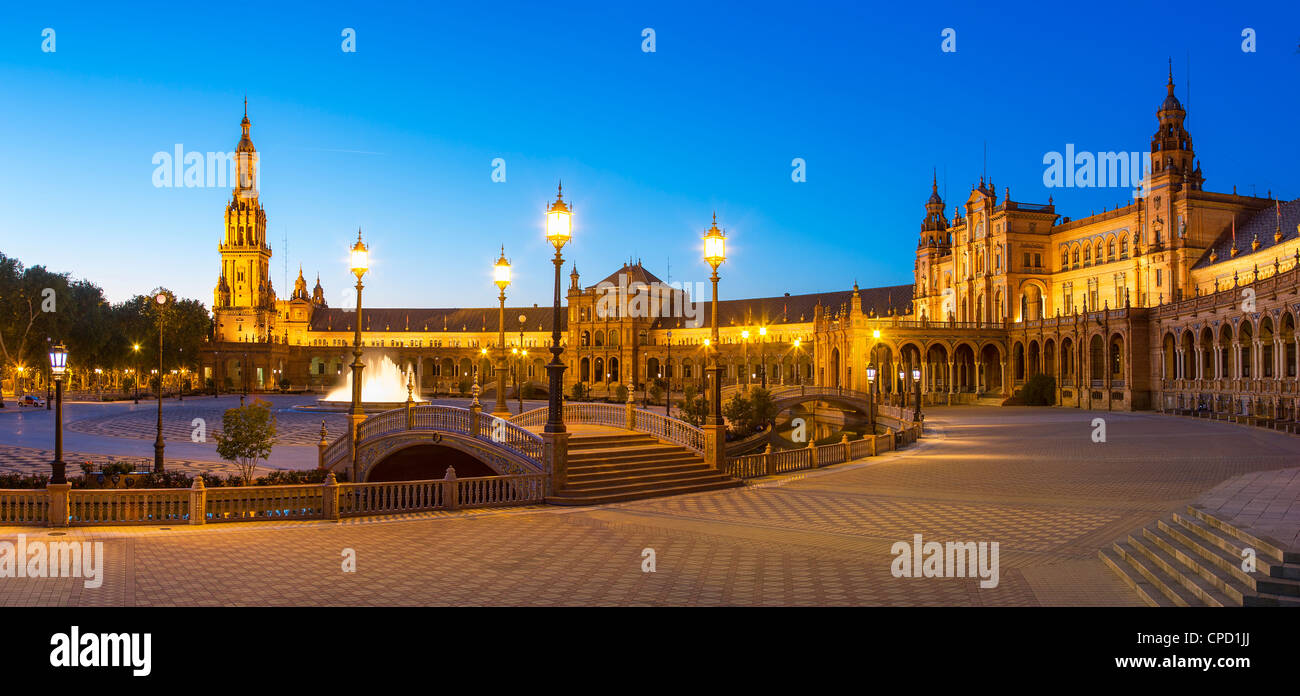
[{"left": 0, "top": 252, "right": 212, "bottom": 380}]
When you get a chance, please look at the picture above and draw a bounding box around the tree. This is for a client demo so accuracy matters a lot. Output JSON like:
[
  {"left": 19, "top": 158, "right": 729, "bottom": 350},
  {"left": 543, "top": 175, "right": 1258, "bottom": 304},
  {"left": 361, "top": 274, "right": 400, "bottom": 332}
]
[
  {"left": 677, "top": 384, "right": 707, "bottom": 426},
  {"left": 570, "top": 381, "right": 586, "bottom": 400},
  {"left": 648, "top": 382, "right": 663, "bottom": 405},
  {"left": 214, "top": 399, "right": 278, "bottom": 484},
  {"left": 614, "top": 383, "right": 629, "bottom": 403}
]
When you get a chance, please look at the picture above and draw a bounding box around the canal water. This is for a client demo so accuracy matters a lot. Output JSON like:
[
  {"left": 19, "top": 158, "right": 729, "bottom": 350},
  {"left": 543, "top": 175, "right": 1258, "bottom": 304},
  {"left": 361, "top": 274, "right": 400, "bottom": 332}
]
[{"left": 768, "top": 403, "right": 888, "bottom": 450}]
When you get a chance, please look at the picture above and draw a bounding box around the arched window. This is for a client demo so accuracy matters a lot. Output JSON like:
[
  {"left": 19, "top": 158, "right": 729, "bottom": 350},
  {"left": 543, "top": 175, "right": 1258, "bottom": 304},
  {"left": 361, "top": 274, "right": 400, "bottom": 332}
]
[
  {"left": 594, "top": 331, "right": 604, "bottom": 347},
  {"left": 1083, "top": 246, "right": 1091, "bottom": 265},
  {"left": 580, "top": 331, "right": 590, "bottom": 346},
  {"left": 1061, "top": 249, "right": 1069, "bottom": 269},
  {"left": 1107, "top": 240, "right": 1115, "bottom": 260},
  {"left": 1072, "top": 248, "right": 1080, "bottom": 266},
  {"left": 1120, "top": 237, "right": 1129, "bottom": 258}
]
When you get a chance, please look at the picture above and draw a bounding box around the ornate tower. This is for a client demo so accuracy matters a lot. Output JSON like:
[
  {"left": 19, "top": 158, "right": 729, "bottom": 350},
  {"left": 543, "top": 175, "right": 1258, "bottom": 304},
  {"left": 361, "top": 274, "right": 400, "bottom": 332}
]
[{"left": 214, "top": 102, "right": 276, "bottom": 342}]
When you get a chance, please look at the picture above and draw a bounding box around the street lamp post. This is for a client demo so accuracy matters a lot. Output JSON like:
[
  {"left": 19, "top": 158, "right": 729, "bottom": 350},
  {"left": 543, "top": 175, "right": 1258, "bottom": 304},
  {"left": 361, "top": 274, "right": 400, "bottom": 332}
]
[
  {"left": 912, "top": 367, "right": 923, "bottom": 422},
  {"left": 702, "top": 215, "right": 727, "bottom": 471},
  {"left": 793, "top": 338, "right": 802, "bottom": 386},
  {"left": 543, "top": 184, "right": 572, "bottom": 434},
  {"left": 703, "top": 215, "right": 726, "bottom": 424},
  {"left": 153, "top": 291, "right": 168, "bottom": 472},
  {"left": 348, "top": 229, "right": 369, "bottom": 481},
  {"left": 665, "top": 329, "right": 673, "bottom": 416},
  {"left": 866, "top": 362, "right": 877, "bottom": 431},
  {"left": 132, "top": 344, "right": 140, "bottom": 403},
  {"left": 759, "top": 326, "right": 767, "bottom": 389},
  {"left": 518, "top": 315, "right": 526, "bottom": 413},
  {"left": 49, "top": 343, "right": 68, "bottom": 484},
  {"left": 492, "top": 248, "right": 512, "bottom": 417},
  {"left": 741, "top": 330, "right": 750, "bottom": 388}
]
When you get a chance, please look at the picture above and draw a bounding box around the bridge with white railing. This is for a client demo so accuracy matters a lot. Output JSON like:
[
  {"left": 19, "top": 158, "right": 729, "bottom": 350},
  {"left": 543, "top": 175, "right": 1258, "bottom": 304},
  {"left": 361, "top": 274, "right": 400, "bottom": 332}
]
[
  {"left": 720, "top": 384, "right": 880, "bottom": 415},
  {"left": 320, "top": 404, "right": 547, "bottom": 482}
]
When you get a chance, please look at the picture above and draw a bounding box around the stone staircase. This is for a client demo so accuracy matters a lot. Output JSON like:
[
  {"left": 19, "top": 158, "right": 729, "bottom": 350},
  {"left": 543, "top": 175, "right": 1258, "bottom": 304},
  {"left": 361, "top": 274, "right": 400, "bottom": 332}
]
[
  {"left": 974, "top": 396, "right": 1005, "bottom": 407},
  {"left": 1100, "top": 505, "right": 1300, "bottom": 606},
  {"left": 547, "top": 432, "right": 742, "bottom": 506}
]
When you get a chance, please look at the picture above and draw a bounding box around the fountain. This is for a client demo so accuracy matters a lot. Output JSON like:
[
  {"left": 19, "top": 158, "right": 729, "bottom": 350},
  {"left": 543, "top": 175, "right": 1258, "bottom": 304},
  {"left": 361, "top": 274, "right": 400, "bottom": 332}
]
[{"left": 308, "top": 354, "right": 423, "bottom": 412}]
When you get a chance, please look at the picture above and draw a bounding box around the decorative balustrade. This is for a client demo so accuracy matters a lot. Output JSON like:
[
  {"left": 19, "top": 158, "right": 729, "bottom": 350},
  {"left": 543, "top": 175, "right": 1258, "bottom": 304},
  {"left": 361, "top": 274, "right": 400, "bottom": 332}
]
[
  {"left": 322, "top": 404, "right": 543, "bottom": 473},
  {"left": 475, "top": 411, "right": 544, "bottom": 460},
  {"left": 510, "top": 403, "right": 707, "bottom": 454},
  {"left": 632, "top": 408, "right": 705, "bottom": 453},
  {"left": 0, "top": 490, "right": 50, "bottom": 525},
  {"left": 205, "top": 484, "right": 324, "bottom": 522},
  {"left": 3, "top": 472, "right": 546, "bottom": 528},
  {"left": 68, "top": 489, "right": 189, "bottom": 525},
  {"left": 724, "top": 416, "right": 923, "bottom": 480}
]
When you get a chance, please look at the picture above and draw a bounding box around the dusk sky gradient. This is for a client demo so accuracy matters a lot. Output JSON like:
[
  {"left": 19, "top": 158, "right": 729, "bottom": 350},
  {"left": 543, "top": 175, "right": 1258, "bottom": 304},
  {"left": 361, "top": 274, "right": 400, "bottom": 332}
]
[{"left": 1, "top": 0, "right": 1297, "bottom": 310}]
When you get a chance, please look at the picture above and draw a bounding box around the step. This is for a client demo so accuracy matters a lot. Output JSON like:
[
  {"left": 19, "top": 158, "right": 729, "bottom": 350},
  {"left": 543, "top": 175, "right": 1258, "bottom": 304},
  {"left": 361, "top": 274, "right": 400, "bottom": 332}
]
[
  {"left": 1185, "top": 505, "right": 1297, "bottom": 564},
  {"left": 1140, "top": 526, "right": 1248, "bottom": 605},
  {"left": 1243, "top": 591, "right": 1300, "bottom": 607},
  {"left": 1098, "top": 547, "right": 1176, "bottom": 607},
  {"left": 569, "top": 453, "right": 704, "bottom": 470},
  {"left": 564, "top": 469, "right": 724, "bottom": 491},
  {"left": 567, "top": 434, "right": 658, "bottom": 449},
  {"left": 559, "top": 471, "right": 733, "bottom": 496},
  {"left": 1129, "top": 530, "right": 1237, "bottom": 606},
  {"left": 1170, "top": 513, "right": 1300, "bottom": 581},
  {"left": 548, "top": 478, "right": 744, "bottom": 506},
  {"left": 564, "top": 447, "right": 696, "bottom": 463},
  {"left": 1110, "top": 540, "right": 1198, "bottom": 607},
  {"left": 567, "top": 462, "right": 711, "bottom": 483}
]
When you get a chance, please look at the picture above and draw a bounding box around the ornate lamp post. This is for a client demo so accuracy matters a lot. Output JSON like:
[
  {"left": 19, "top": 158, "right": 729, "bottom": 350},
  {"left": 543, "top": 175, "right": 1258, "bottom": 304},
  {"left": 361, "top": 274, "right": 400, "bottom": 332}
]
[
  {"left": 759, "top": 326, "right": 768, "bottom": 389},
  {"left": 702, "top": 215, "right": 727, "bottom": 471},
  {"left": 518, "top": 314, "right": 526, "bottom": 412},
  {"left": 703, "top": 216, "right": 726, "bottom": 424},
  {"left": 49, "top": 343, "right": 68, "bottom": 484},
  {"left": 348, "top": 230, "right": 369, "bottom": 481},
  {"left": 132, "top": 344, "right": 141, "bottom": 403},
  {"left": 898, "top": 369, "right": 906, "bottom": 408},
  {"left": 492, "top": 248, "right": 512, "bottom": 417},
  {"left": 543, "top": 184, "right": 571, "bottom": 434},
  {"left": 665, "top": 329, "right": 673, "bottom": 416},
  {"left": 865, "top": 362, "right": 877, "bottom": 431},
  {"left": 153, "top": 291, "right": 169, "bottom": 472},
  {"left": 741, "top": 330, "right": 750, "bottom": 388},
  {"left": 912, "top": 367, "right": 922, "bottom": 422},
  {"left": 793, "top": 338, "right": 802, "bottom": 386}
]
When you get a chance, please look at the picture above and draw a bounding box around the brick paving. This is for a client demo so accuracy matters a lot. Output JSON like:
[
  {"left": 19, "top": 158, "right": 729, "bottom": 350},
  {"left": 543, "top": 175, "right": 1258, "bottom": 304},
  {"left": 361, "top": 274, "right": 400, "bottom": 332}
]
[
  {"left": 2, "top": 406, "right": 1298, "bottom": 606},
  {"left": 0, "top": 444, "right": 269, "bottom": 478}
]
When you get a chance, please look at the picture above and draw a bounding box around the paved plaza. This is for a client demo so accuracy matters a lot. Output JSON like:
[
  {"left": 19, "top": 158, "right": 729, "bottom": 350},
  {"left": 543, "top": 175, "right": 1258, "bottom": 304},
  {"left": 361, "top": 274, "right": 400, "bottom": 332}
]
[{"left": 3, "top": 406, "right": 1298, "bottom": 606}]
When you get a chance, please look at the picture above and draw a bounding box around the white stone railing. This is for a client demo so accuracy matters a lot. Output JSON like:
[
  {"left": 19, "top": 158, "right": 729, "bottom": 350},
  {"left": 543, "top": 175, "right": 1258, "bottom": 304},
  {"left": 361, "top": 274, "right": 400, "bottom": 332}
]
[
  {"left": 0, "top": 489, "right": 50, "bottom": 525},
  {"left": 632, "top": 408, "right": 705, "bottom": 454},
  {"left": 322, "top": 404, "right": 544, "bottom": 473},
  {"left": 510, "top": 403, "right": 706, "bottom": 454},
  {"left": 205, "top": 484, "right": 325, "bottom": 523},
  {"left": 68, "top": 488, "right": 190, "bottom": 525},
  {"left": 4, "top": 471, "right": 547, "bottom": 528},
  {"left": 724, "top": 421, "right": 923, "bottom": 480}
]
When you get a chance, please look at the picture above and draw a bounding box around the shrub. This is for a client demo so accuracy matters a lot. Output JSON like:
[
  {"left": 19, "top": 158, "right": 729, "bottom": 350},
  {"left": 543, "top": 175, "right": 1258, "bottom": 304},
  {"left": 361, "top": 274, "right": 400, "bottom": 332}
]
[
  {"left": 520, "top": 380, "right": 534, "bottom": 400},
  {"left": 570, "top": 382, "right": 586, "bottom": 401},
  {"left": 614, "top": 384, "right": 629, "bottom": 403},
  {"left": 647, "top": 382, "right": 663, "bottom": 405},
  {"left": 1021, "top": 374, "right": 1056, "bottom": 406}
]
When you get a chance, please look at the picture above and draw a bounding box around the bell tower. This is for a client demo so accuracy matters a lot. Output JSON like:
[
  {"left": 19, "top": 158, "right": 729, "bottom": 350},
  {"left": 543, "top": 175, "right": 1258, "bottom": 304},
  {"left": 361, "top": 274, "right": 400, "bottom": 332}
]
[{"left": 214, "top": 101, "right": 276, "bottom": 342}]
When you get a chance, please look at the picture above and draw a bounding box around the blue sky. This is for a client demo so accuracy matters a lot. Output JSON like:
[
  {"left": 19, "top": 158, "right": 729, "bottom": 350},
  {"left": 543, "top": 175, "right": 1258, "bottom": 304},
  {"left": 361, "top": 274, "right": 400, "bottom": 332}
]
[{"left": 1, "top": 0, "right": 1297, "bottom": 309}]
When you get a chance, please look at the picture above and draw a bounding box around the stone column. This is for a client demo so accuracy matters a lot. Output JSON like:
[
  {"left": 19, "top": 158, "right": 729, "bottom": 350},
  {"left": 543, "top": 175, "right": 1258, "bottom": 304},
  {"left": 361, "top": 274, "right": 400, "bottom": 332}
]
[
  {"left": 703, "top": 423, "right": 726, "bottom": 474},
  {"left": 322, "top": 473, "right": 339, "bottom": 521},
  {"left": 47, "top": 483, "right": 71, "bottom": 528},
  {"left": 541, "top": 430, "right": 568, "bottom": 497}
]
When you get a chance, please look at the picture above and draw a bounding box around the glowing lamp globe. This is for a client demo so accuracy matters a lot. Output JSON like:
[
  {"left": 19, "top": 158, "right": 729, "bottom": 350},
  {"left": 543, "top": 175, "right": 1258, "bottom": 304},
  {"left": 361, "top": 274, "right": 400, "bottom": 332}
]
[
  {"left": 49, "top": 343, "right": 69, "bottom": 378},
  {"left": 545, "top": 185, "right": 572, "bottom": 250},
  {"left": 494, "top": 250, "right": 512, "bottom": 290},
  {"left": 350, "top": 230, "right": 369, "bottom": 279}
]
